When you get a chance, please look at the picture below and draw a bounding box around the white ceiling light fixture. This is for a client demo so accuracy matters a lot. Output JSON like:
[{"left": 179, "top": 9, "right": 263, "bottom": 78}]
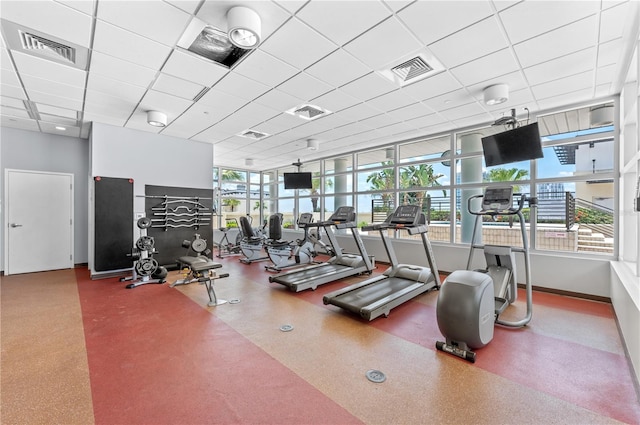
[
  {"left": 483, "top": 84, "right": 509, "bottom": 106},
  {"left": 245, "top": 158, "right": 254, "bottom": 166},
  {"left": 227, "top": 6, "right": 261, "bottom": 49},
  {"left": 307, "top": 139, "right": 319, "bottom": 151},
  {"left": 147, "top": 111, "right": 167, "bottom": 127},
  {"left": 589, "top": 104, "right": 614, "bottom": 127}
]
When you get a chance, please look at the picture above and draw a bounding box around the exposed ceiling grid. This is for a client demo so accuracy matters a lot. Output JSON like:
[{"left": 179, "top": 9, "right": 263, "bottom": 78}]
[{"left": 0, "top": 0, "right": 635, "bottom": 170}]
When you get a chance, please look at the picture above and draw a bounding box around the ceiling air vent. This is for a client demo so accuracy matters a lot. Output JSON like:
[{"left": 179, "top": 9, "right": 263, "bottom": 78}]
[
  {"left": 1, "top": 19, "right": 89, "bottom": 70},
  {"left": 285, "top": 104, "right": 331, "bottom": 121},
  {"left": 177, "top": 18, "right": 250, "bottom": 69},
  {"left": 379, "top": 52, "right": 444, "bottom": 87},
  {"left": 20, "top": 31, "right": 75, "bottom": 64},
  {"left": 238, "top": 129, "right": 269, "bottom": 140}
]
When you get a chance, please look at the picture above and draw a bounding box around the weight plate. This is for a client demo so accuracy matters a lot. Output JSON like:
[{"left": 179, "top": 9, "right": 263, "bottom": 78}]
[
  {"left": 365, "top": 369, "right": 386, "bottom": 383},
  {"left": 136, "top": 236, "right": 155, "bottom": 251},
  {"left": 137, "top": 216, "right": 152, "bottom": 229},
  {"left": 279, "top": 324, "right": 294, "bottom": 332},
  {"left": 229, "top": 299, "right": 241, "bottom": 304},
  {"left": 191, "top": 238, "right": 207, "bottom": 253},
  {"left": 135, "top": 258, "right": 158, "bottom": 276}
]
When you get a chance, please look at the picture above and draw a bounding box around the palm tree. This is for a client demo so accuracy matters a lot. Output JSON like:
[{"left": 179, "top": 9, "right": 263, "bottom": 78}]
[
  {"left": 486, "top": 167, "right": 529, "bottom": 191},
  {"left": 399, "top": 164, "right": 445, "bottom": 208},
  {"left": 367, "top": 162, "right": 395, "bottom": 216}
]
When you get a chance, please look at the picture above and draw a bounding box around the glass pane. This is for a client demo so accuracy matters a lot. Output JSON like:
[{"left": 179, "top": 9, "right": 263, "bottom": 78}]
[
  {"left": 537, "top": 139, "right": 614, "bottom": 179},
  {"left": 358, "top": 193, "right": 392, "bottom": 226},
  {"left": 357, "top": 148, "right": 394, "bottom": 169},
  {"left": 483, "top": 160, "right": 531, "bottom": 184},
  {"left": 324, "top": 155, "right": 353, "bottom": 174},
  {"left": 325, "top": 174, "right": 353, "bottom": 194},
  {"left": 399, "top": 135, "right": 450, "bottom": 163},
  {"left": 455, "top": 127, "right": 494, "bottom": 155},
  {"left": 357, "top": 168, "right": 394, "bottom": 192},
  {"left": 398, "top": 189, "right": 451, "bottom": 243},
  {"left": 399, "top": 162, "right": 449, "bottom": 189},
  {"left": 221, "top": 169, "right": 247, "bottom": 182}
]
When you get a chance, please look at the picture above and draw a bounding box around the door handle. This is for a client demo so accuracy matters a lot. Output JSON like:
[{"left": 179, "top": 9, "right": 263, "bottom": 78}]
[{"left": 10, "top": 223, "right": 22, "bottom": 228}]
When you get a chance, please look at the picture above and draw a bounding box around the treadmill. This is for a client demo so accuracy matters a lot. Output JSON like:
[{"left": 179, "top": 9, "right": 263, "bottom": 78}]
[
  {"left": 268, "top": 206, "right": 373, "bottom": 292},
  {"left": 323, "top": 205, "right": 441, "bottom": 321}
]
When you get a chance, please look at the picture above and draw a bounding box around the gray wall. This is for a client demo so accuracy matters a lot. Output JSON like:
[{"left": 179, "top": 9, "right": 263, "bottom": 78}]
[{"left": 1, "top": 127, "right": 89, "bottom": 269}]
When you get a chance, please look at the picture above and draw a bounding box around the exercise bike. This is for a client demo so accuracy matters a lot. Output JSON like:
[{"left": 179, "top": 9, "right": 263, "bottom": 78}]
[
  {"left": 214, "top": 218, "right": 243, "bottom": 258},
  {"left": 436, "top": 186, "right": 536, "bottom": 363},
  {"left": 239, "top": 215, "right": 269, "bottom": 264},
  {"left": 265, "top": 213, "right": 318, "bottom": 272}
]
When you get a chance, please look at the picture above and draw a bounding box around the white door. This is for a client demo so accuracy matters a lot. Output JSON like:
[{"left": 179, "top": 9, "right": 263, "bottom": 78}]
[{"left": 5, "top": 170, "right": 73, "bottom": 275}]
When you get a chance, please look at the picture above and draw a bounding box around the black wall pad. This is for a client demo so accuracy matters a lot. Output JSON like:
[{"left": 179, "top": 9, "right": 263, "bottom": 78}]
[
  {"left": 94, "top": 176, "right": 134, "bottom": 272},
  {"left": 145, "top": 185, "right": 214, "bottom": 268}
]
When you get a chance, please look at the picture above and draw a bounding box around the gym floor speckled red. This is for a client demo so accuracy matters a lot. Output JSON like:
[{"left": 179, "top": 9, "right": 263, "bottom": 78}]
[{"left": 1, "top": 258, "right": 639, "bottom": 424}]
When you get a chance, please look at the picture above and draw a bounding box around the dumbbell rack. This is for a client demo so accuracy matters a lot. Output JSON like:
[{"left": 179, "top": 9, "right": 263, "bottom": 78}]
[{"left": 121, "top": 217, "right": 166, "bottom": 288}]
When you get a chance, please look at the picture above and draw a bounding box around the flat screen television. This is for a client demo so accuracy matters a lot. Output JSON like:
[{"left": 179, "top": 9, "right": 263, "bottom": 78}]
[
  {"left": 481, "top": 122, "right": 543, "bottom": 167},
  {"left": 283, "top": 172, "right": 313, "bottom": 189}
]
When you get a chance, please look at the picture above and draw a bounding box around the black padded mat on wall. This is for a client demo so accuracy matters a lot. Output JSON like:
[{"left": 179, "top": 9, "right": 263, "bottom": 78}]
[
  {"left": 94, "top": 176, "right": 134, "bottom": 272},
  {"left": 145, "top": 185, "right": 214, "bottom": 268}
]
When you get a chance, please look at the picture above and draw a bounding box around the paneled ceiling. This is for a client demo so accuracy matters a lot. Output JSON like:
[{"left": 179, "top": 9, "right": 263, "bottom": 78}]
[{"left": 0, "top": 0, "right": 638, "bottom": 171}]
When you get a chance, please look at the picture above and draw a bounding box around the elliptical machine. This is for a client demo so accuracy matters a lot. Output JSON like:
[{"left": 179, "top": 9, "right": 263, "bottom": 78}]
[
  {"left": 436, "top": 186, "right": 536, "bottom": 362},
  {"left": 265, "top": 213, "right": 317, "bottom": 272}
]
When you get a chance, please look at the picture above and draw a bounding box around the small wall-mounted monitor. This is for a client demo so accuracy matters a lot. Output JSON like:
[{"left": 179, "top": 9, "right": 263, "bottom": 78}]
[
  {"left": 481, "top": 122, "right": 543, "bottom": 167},
  {"left": 283, "top": 172, "right": 313, "bottom": 189}
]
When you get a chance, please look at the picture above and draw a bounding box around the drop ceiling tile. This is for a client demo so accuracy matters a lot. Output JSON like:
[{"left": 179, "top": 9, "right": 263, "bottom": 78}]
[
  {"left": 87, "top": 73, "right": 147, "bottom": 102},
  {"left": 196, "top": 88, "right": 249, "bottom": 115},
  {"left": 164, "top": 0, "right": 201, "bottom": 14},
  {"left": 233, "top": 50, "right": 299, "bottom": 88},
  {"left": 40, "top": 122, "right": 81, "bottom": 138},
  {"left": 93, "top": 20, "right": 172, "bottom": 70},
  {"left": 55, "top": 0, "right": 95, "bottom": 16},
  {"left": 344, "top": 16, "right": 424, "bottom": 70},
  {"left": 429, "top": 16, "right": 509, "bottom": 68},
  {"left": 1, "top": 115, "right": 39, "bottom": 130},
  {"left": 138, "top": 90, "right": 194, "bottom": 119},
  {"left": 0, "top": 0, "right": 93, "bottom": 47},
  {"left": 450, "top": 48, "right": 520, "bottom": 87},
  {"left": 597, "top": 38, "right": 624, "bottom": 68},
  {"left": 382, "top": 0, "right": 414, "bottom": 13},
  {"left": 162, "top": 49, "right": 229, "bottom": 87},
  {"left": 1, "top": 49, "right": 14, "bottom": 70},
  {"left": 500, "top": 0, "right": 600, "bottom": 44},
  {"left": 398, "top": 1, "right": 494, "bottom": 45},
  {"left": 253, "top": 89, "right": 304, "bottom": 113},
  {"left": 536, "top": 87, "right": 594, "bottom": 111},
  {"left": 28, "top": 89, "right": 83, "bottom": 110},
  {"left": 366, "top": 89, "right": 417, "bottom": 113},
  {"left": 82, "top": 111, "right": 128, "bottom": 127},
  {"left": 37, "top": 103, "right": 77, "bottom": 119},
  {"left": 259, "top": 18, "right": 337, "bottom": 70},
  {"left": 0, "top": 96, "right": 25, "bottom": 108},
  {"left": 404, "top": 112, "right": 448, "bottom": 130},
  {"left": 311, "top": 89, "right": 360, "bottom": 114},
  {"left": 297, "top": 0, "right": 391, "bottom": 46},
  {"left": 11, "top": 50, "right": 86, "bottom": 87},
  {"left": 213, "top": 72, "right": 271, "bottom": 101},
  {"left": 276, "top": 0, "right": 307, "bottom": 14},
  {"left": 276, "top": 72, "right": 333, "bottom": 101},
  {"left": 1, "top": 68, "right": 21, "bottom": 87},
  {"left": 466, "top": 70, "right": 530, "bottom": 105},
  {"left": 531, "top": 70, "right": 594, "bottom": 100},
  {"left": 0, "top": 84, "right": 26, "bottom": 99},
  {"left": 97, "top": 0, "right": 191, "bottom": 46},
  {"left": 386, "top": 102, "right": 435, "bottom": 122},
  {"left": 596, "top": 63, "right": 617, "bottom": 87},
  {"left": 358, "top": 112, "right": 399, "bottom": 129},
  {"left": 229, "top": 102, "right": 281, "bottom": 128},
  {"left": 401, "top": 71, "right": 463, "bottom": 102},
  {"left": 421, "top": 88, "right": 475, "bottom": 112},
  {"left": 21, "top": 74, "right": 84, "bottom": 101},
  {"left": 513, "top": 16, "right": 598, "bottom": 68},
  {"left": 524, "top": 48, "right": 595, "bottom": 86},
  {"left": 305, "top": 48, "right": 370, "bottom": 88},
  {"left": 340, "top": 72, "right": 397, "bottom": 102},
  {"left": 253, "top": 113, "right": 305, "bottom": 136},
  {"left": 337, "top": 102, "right": 382, "bottom": 123},
  {"left": 84, "top": 92, "right": 136, "bottom": 121},
  {"left": 600, "top": 3, "right": 630, "bottom": 42},
  {"left": 1, "top": 106, "right": 29, "bottom": 118},
  {"left": 153, "top": 74, "right": 206, "bottom": 101},
  {"left": 90, "top": 51, "right": 157, "bottom": 88},
  {"left": 161, "top": 104, "right": 220, "bottom": 139},
  {"left": 39, "top": 113, "right": 78, "bottom": 127}
]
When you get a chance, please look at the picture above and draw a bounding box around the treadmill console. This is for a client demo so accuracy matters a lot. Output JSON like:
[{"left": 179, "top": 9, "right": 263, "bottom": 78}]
[
  {"left": 388, "top": 205, "right": 421, "bottom": 226},
  {"left": 328, "top": 206, "right": 356, "bottom": 223},
  {"left": 298, "top": 213, "right": 314, "bottom": 226},
  {"left": 482, "top": 187, "right": 513, "bottom": 212}
]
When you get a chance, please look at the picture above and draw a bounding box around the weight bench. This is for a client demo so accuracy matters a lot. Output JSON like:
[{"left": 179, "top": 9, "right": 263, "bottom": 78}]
[{"left": 171, "top": 256, "right": 230, "bottom": 307}]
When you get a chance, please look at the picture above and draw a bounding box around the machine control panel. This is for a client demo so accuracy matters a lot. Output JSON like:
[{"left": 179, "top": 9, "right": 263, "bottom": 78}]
[
  {"left": 388, "top": 205, "right": 421, "bottom": 226},
  {"left": 482, "top": 187, "right": 513, "bottom": 212}
]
